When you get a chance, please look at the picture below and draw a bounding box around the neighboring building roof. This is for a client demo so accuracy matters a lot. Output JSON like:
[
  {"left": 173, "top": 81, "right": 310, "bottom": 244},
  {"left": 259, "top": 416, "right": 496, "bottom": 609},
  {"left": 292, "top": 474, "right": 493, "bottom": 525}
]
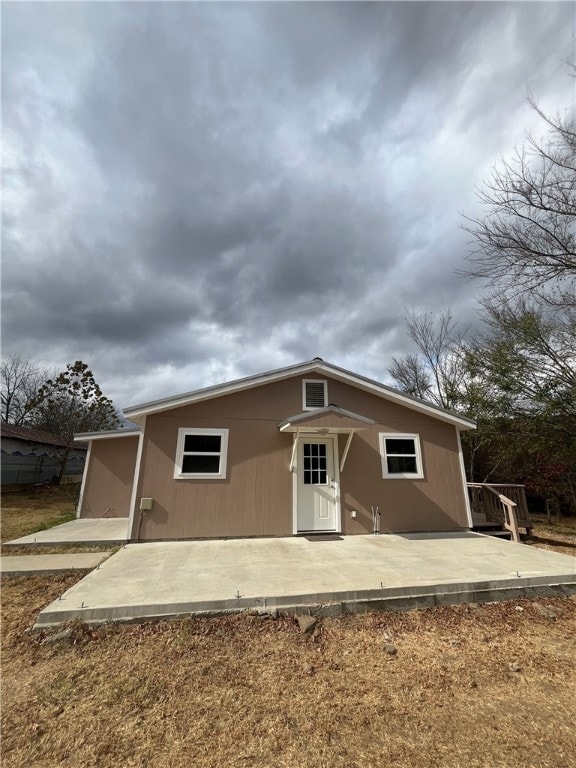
[
  {"left": 123, "top": 359, "right": 476, "bottom": 430},
  {"left": 74, "top": 428, "right": 141, "bottom": 442},
  {"left": 1, "top": 423, "right": 87, "bottom": 450}
]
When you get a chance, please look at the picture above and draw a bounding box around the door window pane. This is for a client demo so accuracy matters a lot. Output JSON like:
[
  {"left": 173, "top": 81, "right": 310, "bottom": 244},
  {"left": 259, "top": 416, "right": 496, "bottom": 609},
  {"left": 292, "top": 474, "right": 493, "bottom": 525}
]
[{"left": 303, "top": 443, "right": 328, "bottom": 485}]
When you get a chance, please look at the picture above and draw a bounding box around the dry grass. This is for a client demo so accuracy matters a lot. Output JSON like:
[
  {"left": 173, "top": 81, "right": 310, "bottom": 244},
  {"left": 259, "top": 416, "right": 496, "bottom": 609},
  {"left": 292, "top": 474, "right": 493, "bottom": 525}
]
[
  {"left": 2, "top": 495, "right": 576, "bottom": 766},
  {"left": 530, "top": 514, "right": 576, "bottom": 538},
  {"left": 2, "top": 574, "right": 576, "bottom": 768},
  {"left": 0, "top": 488, "right": 113, "bottom": 555},
  {"left": 1, "top": 487, "right": 78, "bottom": 545},
  {"left": 530, "top": 514, "right": 576, "bottom": 558},
  {"left": 1, "top": 543, "right": 116, "bottom": 556},
  {"left": 0, "top": 485, "right": 112, "bottom": 556}
]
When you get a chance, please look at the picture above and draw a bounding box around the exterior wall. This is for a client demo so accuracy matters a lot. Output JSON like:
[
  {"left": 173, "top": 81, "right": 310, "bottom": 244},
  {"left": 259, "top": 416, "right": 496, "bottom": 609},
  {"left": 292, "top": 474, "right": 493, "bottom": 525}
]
[
  {"left": 131, "top": 374, "right": 469, "bottom": 540},
  {"left": 78, "top": 437, "right": 139, "bottom": 519},
  {"left": 325, "top": 378, "right": 469, "bottom": 535}
]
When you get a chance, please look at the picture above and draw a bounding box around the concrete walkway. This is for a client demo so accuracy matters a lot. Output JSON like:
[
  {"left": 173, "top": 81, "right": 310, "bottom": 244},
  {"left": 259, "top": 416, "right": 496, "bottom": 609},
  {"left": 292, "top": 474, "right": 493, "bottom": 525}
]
[
  {"left": 1, "top": 552, "right": 111, "bottom": 576},
  {"left": 34, "top": 533, "right": 576, "bottom": 628},
  {"left": 4, "top": 518, "right": 129, "bottom": 547}
]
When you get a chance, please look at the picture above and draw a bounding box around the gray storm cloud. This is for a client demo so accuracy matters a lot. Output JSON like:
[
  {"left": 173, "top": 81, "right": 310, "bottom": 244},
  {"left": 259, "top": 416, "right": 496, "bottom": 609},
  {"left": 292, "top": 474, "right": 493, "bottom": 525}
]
[{"left": 2, "top": 2, "right": 574, "bottom": 407}]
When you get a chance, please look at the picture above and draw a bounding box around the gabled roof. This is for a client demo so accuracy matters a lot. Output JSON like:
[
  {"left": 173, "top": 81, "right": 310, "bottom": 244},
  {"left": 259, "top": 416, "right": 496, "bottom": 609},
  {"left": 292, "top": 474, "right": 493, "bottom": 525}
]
[
  {"left": 1, "top": 423, "right": 87, "bottom": 449},
  {"left": 123, "top": 359, "right": 476, "bottom": 430}
]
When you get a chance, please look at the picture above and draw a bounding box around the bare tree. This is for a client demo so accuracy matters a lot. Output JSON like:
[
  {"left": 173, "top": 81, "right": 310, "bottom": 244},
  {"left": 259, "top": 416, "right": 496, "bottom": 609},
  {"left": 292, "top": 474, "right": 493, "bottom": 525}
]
[
  {"left": 0, "top": 355, "right": 46, "bottom": 425},
  {"left": 457, "top": 83, "right": 576, "bottom": 507},
  {"left": 389, "top": 309, "right": 469, "bottom": 411},
  {"left": 388, "top": 310, "right": 500, "bottom": 481},
  {"left": 461, "top": 106, "right": 576, "bottom": 306},
  {"left": 388, "top": 354, "right": 433, "bottom": 402}
]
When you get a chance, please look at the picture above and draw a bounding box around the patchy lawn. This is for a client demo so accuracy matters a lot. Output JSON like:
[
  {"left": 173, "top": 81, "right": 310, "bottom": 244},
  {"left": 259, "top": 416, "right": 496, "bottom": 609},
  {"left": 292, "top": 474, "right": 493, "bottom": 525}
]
[
  {"left": 2, "top": 575, "right": 575, "bottom": 768},
  {"left": 0, "top": 487, "right": 111, "bottom": 555},
  {"left": 1, "top": 487, "right": 78, "bottom": 544}
]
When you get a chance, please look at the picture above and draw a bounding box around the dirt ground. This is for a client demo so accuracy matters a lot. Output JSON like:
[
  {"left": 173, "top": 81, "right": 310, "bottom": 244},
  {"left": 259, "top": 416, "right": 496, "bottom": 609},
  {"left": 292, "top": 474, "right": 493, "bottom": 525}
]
[{"left": 2, "top": 491, "right": 575, "bottom": 767}]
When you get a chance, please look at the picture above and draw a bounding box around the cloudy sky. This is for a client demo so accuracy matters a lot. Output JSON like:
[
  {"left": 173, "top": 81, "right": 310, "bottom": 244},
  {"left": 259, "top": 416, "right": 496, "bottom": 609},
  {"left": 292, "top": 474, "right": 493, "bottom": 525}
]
[{"left": 3, "top": 1, "right": 574, "bottom": 410}]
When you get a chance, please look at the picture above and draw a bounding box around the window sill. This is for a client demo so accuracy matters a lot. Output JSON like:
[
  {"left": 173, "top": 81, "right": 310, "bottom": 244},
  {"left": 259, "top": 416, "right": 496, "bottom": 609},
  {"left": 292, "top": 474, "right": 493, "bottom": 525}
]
[
  {"left": 382, "top": 474, "right": 425, "bottom": 480},
  {"left": 174, "top": 473, "right": 227, "bottom": 480}
]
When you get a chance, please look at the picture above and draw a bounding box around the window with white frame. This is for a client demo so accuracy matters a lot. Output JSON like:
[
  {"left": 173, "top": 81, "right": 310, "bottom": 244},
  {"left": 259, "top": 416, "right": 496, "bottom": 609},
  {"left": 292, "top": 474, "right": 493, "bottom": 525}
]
[
  {"left": 379, "top": 433, "right": 424, "bottom": 479},
  {"left": 174, "top": 428, "right": 229, "bottom": 479},
  {"left": 303, "top": 379, "right": 328, "bottom": 410}
]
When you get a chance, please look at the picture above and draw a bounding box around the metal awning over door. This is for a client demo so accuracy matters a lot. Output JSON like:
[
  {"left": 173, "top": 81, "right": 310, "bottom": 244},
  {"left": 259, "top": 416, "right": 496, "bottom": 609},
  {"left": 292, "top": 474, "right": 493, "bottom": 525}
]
[{"left": 279, "top": 405, "right": 375, "bottom": 472}]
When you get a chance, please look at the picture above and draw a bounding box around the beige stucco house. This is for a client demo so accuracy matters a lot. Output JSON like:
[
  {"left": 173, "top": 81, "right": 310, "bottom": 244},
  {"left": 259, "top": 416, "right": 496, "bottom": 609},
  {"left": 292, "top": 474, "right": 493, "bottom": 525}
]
[{"left": 75, "top": 359, "right": 476, "bottom": 542}]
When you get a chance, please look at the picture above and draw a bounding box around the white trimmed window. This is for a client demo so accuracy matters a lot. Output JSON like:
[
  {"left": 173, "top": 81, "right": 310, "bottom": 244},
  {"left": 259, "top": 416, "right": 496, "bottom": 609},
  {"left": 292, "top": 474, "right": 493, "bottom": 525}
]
[
  {"left": 174, "top": 428, "right": 229, "bottom": 479},
  {"left": 303, "top": 379, "right": 328, "bottom": 410},
  {"left": 379, "top": 433, "right": 424, "bottom": 479}
]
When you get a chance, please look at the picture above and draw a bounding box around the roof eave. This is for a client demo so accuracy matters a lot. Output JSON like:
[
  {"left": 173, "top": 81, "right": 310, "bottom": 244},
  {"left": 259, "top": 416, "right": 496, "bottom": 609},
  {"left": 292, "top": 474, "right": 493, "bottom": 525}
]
[
  {"left": 123, "top": 360, "right": 323, "bottom": 419},
  {"left": 74, "top": 428, "right": 141, "bottom": 442},
  {"left": 122, "top": 359, "right": 477, "bottom": 430}
]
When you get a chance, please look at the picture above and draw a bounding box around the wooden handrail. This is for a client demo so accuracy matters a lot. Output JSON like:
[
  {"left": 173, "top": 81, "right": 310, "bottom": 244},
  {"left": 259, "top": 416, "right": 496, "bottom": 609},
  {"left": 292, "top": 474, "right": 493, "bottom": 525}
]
[
  {"left": 467, "top": 483, "right": 523, "bottom": 543},
  {"left": 497, "top": 493, "right": 520, "bottom": 543},
  {"left": 468, "top": 483, "right": 525, "bottom": 488}
]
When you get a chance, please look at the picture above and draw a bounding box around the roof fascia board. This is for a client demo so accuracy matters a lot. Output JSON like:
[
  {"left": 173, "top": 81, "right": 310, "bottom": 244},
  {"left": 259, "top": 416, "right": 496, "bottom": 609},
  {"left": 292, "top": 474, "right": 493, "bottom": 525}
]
[
  {"left": 313, "top": 364, "right": 476, "bottom": 430},
  {"left": 123, "top": 362, "right": 321, "bottom": 419},
  {"left": 74, "top": 429, "right": 140, "bottom": 442},
  {"left": 123, "top": 360, "right": 476, "bottom": 430}
]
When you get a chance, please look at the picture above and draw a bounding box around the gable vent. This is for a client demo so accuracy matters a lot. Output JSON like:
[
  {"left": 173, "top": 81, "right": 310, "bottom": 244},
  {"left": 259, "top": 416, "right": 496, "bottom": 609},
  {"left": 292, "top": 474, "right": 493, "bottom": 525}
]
[{"left": 304, "top": 380, "right": 327, "bottom": 409}]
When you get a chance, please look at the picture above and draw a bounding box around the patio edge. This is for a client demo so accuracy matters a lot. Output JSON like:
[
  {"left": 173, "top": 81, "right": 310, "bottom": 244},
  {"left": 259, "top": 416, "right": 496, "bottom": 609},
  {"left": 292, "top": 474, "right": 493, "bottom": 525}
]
[{"left": 33, "top": 573, "right": 576, "bottom": 629}]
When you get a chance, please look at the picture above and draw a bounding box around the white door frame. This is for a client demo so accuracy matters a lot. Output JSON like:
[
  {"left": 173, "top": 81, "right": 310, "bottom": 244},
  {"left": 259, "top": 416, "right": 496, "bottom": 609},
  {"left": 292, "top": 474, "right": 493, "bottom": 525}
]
[{"left": 292, "top": 433, "right": 341, "bottom": 534}]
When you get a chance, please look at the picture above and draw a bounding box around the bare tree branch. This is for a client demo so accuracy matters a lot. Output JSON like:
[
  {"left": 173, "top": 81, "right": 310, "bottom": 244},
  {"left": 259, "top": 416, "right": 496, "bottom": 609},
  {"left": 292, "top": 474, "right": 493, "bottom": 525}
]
[
  {"left": 1, "top": 355, "right": 46, "bottom": 425},
  {"left": 460, "top": 107, "right": 576, "bottom": 307}
]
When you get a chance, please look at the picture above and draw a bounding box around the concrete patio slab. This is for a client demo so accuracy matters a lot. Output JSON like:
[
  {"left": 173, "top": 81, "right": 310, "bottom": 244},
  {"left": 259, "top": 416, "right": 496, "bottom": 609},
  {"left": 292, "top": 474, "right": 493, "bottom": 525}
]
[
  {"left": 34, "top": 533, "right": 576, "bottom": 628},
  {"left": 1, "top": 552, "right": 112, "bottom": 576},
  {"left": 4, "top": 518, "right": 129, "bottom": 547}
]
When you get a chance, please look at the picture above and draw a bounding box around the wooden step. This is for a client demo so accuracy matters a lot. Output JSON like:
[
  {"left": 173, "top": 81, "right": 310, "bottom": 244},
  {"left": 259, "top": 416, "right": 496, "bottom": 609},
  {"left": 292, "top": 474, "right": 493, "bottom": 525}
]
[
  {"left": 473, "top": 528, "right": 512, "bottom": 540},
  {"left": 473, "top": 521, "right": 505, "bottom": 530}
]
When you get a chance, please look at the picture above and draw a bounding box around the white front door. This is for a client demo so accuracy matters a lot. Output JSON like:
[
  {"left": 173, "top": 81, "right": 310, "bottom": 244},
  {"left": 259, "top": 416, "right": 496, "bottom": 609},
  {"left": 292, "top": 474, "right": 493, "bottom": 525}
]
[{"left": 296, "top": 437, "right": 339, "bottom": 532}]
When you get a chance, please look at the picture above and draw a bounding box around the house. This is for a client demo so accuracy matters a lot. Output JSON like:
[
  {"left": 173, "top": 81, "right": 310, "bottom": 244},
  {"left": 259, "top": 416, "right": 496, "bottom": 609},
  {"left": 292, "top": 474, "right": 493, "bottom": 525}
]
[
  {"left": 75, "top": 358, "right": 476, "bottom": 541},
  {"left": 1, "top": 423, "right": 87, "bottom": 486}
]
